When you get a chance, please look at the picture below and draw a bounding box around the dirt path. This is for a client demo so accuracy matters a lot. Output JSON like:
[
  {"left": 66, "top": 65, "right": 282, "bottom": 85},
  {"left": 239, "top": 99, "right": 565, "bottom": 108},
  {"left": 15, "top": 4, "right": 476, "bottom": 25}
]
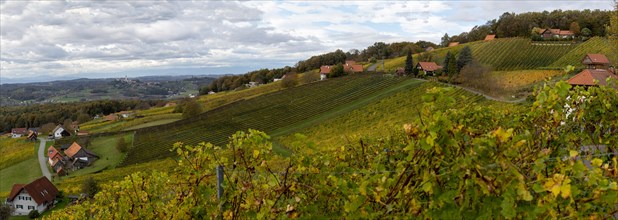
[
  {"left": 417, "top": 78, "right": 528, "bottom": 103},
  {"left": 38, "top": 138, "right": 51, "bottom": 180}
]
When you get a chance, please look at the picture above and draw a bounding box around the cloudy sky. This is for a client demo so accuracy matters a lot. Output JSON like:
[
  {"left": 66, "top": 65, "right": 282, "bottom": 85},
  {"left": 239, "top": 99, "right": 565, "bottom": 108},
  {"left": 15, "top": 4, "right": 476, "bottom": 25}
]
[{"left": 0, "top": 1, "right": 614, "bottom": 83}]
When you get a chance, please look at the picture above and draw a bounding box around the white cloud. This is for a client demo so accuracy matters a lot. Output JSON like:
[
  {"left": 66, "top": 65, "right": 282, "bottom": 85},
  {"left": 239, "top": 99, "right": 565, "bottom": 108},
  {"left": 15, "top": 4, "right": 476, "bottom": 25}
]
[{"left": 0, "top": 1, "right": 613, "bottom": 81}]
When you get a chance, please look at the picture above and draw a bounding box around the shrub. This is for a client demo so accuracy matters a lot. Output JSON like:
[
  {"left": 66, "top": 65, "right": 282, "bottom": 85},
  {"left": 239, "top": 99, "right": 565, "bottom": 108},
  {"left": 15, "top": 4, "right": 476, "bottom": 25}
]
[{"left": 28, "top": 210, "right": 40, "bottom": 219}]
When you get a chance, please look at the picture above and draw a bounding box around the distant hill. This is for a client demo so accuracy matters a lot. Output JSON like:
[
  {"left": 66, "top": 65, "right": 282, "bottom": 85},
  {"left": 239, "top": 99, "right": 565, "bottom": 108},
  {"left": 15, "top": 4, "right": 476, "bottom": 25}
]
[{"left": 0, "top": 76, "right": 215, "bottom": 106}]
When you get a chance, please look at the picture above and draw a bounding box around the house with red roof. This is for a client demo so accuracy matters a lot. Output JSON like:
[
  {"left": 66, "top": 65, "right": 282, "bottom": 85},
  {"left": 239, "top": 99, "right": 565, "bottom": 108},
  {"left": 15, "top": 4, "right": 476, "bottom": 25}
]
[
  {"left": 319, "top": 61, "right": 363, "bottom": 80},
  {"left": 448, "top": 42, "right": 459, "bottom": 47},
  {"left": 11, "top": 128, "right": 27, "bottom": 138},
  {"left": 568, "top": 54, "right": 617, "bottom": 87},
  {"left": 47, "top": 146, "right": 67, "bottom": 176},
  {"left": 6, "top": 177, "right": 58, "bottom": 215},
  {"left": 484, "top": 34, "right": 496, "bottom": 41},
  {"left": 64, "top": 142, "right": 98, "bottom": 169},
  {"left": 415, "top": 62, "right": 443, "bottom": 76},
  {"left": 539, "top": 28, "right": 574, "bottom": 39}
]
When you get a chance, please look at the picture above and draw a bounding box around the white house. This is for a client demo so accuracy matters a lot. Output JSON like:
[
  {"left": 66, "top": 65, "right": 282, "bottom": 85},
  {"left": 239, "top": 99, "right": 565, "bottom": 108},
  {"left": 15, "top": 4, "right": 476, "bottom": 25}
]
[
  {"left": 6, "top": 177, "right": 58, "bottom": 216},
  {"left": 52, "top": 125, "right": 70, "bottom": 139},
  {"left": 11, "top": 128, "right": 27, "bottom": 138}
]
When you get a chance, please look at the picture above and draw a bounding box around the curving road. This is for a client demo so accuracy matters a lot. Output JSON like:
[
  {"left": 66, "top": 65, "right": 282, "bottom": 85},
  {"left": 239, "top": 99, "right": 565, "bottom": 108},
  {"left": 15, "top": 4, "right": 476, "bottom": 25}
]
[{"left": 38, "top": 138, "right": 51, "bottom": 180}]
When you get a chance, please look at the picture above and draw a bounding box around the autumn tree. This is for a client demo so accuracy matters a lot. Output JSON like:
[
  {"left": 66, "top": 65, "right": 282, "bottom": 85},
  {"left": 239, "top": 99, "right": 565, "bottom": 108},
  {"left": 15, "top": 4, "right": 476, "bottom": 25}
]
[
  {"left": 281, "top": 73, "right": 299, "bottom": 88},
  {"left": 569, "top": 21, "right": 581, "bottom": 36},
  {"left": 181, "top": 99, "right": 203, "bottom": 119}
]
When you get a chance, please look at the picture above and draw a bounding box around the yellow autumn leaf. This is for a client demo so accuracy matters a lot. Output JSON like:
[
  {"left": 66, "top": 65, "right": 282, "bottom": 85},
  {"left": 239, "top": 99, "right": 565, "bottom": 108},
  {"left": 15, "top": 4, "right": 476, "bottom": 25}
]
[
  {"left": 569, "top": 150, "right": 578, "bottom": 158},
  {"left": 551, "top": 185, "right": 561, "bottom": 197},
  {"left": 591, "top": 158, "right": 603, "bottom": 167},
  {"left": 560, "top": 184, "right": 571, "bottom": 198},
  {"left": 253, "top": 150, "right": 260, "bottom": 158}
]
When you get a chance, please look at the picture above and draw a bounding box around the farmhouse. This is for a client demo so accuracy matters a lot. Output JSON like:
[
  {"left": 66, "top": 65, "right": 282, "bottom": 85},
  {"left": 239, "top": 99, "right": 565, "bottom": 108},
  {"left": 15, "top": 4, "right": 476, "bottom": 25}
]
[
  {"left": 51, "top": 125, "right": 70, "bottom": 139},
  {"left": 26, "top": 131, "right": 38, "bottom": 141},
  {"left": 64, "top": 142, "right": 98, "bottom": 169},
  {"left": 448, "top": 42, "right": 459, "bottom": 47},
  {"left": 582, "top": 54, "right": 610, "bottom": 70},
  {"left": 484, "top": 34, "right": 496, "bottom": 41},
  {"left": 538, "top": 28, "right": 574, "bottom": 39},
  {"left": 568, "top": 54, "right": 617, "bottom": 87},
  {"left": 320, "top": 61, "right": 364, "bottom": 80},
  {"left": 47, "top": 146, "right": 67, "bottom": 176},
  {"left": 11, "top": 128, "right": 27, "bottom": 138},
  {"left": 415, "top": 62, "right": 443, "bottom": 76},
  {"left": 6, "top": 177, "right": 58, "bottom": 216}
]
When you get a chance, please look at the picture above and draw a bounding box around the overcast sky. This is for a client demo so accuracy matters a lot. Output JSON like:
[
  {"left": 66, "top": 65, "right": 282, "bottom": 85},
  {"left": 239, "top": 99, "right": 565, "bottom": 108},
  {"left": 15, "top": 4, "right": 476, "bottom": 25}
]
[{"left": 0, "top": 1, "right": 614, "bottom": 83}]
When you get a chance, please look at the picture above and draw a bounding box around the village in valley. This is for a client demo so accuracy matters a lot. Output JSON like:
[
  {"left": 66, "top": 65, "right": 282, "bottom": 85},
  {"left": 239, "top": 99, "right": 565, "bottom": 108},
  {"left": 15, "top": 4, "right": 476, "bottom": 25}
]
[{"left": 1, "top": 1, "right": 617, "bottom": 219}]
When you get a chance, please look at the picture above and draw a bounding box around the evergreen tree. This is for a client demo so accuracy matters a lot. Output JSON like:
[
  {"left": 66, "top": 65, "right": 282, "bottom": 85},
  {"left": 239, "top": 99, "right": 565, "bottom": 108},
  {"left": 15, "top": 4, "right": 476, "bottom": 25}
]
[
  {"left": 82, "top": 177, "right": 100, "bottom": 199},
  {"left": 447, "top": 52, "right": 458, "bottom": 80},
  {"left": 456, "top": 46, "right": 473, "bottom": 72},
  {"left": 443, "top": 51, "right": 452, "bottom": 74},
  {"left": 440, "top": 33, "right": 450, "bottom": 47},
  {"left": 404, "top": 49, "right": 414, "bottom": 75}
]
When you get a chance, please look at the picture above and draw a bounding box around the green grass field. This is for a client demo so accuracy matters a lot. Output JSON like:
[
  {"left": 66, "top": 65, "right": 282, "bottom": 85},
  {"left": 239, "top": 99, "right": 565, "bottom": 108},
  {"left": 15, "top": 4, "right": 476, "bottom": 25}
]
[
  {"left": 122, "top": 118, "right": 181, "bottom": 130},
  {"left": 58, "top": 133, "right": 131, "bottom": 178}
]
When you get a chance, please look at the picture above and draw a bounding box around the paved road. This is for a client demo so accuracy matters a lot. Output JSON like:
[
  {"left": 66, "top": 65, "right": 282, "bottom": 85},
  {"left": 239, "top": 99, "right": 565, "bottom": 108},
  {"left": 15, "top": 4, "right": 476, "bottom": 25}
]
[
  {"left": 38, "top": 138, "right": 51, "bottom": 180},
  {"left": 367, "top": 63, "right": 378, "bottom": 72}
]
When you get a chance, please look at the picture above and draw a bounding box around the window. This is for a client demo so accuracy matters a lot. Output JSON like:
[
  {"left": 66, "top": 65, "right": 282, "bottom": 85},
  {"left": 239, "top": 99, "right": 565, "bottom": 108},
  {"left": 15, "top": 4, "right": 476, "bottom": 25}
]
[
  {"left": 16, "top": 205, "right": 23, "bottom": 209},
  {"left": 28, "top": 206, "right": 35, "bottom": 210}
]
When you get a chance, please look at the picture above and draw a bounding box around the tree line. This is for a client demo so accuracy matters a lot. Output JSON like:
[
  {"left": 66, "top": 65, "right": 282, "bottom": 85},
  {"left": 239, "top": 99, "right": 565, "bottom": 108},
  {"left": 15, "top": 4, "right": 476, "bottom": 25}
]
[
  {"left": 201, "top": 41, "right": 438, "bottom": 94},
  {"left": 441, "top": 9, "right": 611, "bottom": 46},
  {"left": 0, "top": 99, "right": 165, "bottom": 133}
]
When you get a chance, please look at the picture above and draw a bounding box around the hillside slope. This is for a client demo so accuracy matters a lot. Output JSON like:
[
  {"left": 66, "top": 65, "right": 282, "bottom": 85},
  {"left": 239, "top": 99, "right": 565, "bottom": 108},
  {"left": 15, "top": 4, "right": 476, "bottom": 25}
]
[
  {"left": 382, "top": 37, "right": 614, "bottom": 71},
  {"left": 121, "top": 74, "right": 422, "bottom": 166}
]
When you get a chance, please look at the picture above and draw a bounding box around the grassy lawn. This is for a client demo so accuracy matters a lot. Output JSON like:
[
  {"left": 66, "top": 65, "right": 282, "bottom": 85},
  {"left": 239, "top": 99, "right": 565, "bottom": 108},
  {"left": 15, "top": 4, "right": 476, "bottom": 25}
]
[
  {"left": 0, "top": 136, "right": 35, "bottom": 170},
  {"left": 122, "top": 118, "right": 181, "bottom": 130},
  {"left": 57, "top": 133, "right": 131, "bottom": 178},
  {"left": 0, "top": 140, "right": 42, "bottom": 198}
]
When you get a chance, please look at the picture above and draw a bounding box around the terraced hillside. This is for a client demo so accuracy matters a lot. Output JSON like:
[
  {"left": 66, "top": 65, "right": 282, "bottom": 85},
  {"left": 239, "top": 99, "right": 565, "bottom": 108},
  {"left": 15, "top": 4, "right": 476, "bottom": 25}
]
[
  {"left": 121, "top": 74, "right": 422, "bottom": 166},
  {"left": 382, "top": 37, "right": 614, "bottom": 71},
  {"left": 276, "top": 82, "right": 524, "bottom": 151}
]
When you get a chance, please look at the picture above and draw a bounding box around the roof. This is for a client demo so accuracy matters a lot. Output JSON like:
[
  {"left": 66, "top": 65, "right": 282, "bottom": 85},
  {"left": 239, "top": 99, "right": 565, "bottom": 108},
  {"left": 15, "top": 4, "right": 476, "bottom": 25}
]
[
  {"left": 549, "top": 29, "right": 561, "bottom": 34},
  {"left": 582, "top": 54, "right": 610, "bottom": 65},
  {"left": 448, "top": 42, "right": 459, "bottom": 47},
  {"left": 8, "top": 177, "right": 58, "bottom": 205},
  {"left": 559, "top": 30, "right": 574, "bottom": 35},
  {"left": 164, "top": 102, "right": 177, "bottom": 107},
  {"left": 64, "top": 142, "right": 83, "bottom": 158},
  {"left": 568, "top": 69, "right": 618, "bottom": 86},
  {"left": 52, "top": 125, "right": 64, "bottom": 133},
  {"left": 11, "top": 128, "right": 27, "bottom": 134},
  {"left": 344, "top": 63, "right": 363, "bottom": 72},
  {"left": 417, "top": 62, "right": 443, "bottom": 72},
  {"left": 320, "top": 65, "right": 331, "bottom": 74},
  {"left": 484, "top": 34, "right": 495, "bottom": 41},
  {"left": 48, "top": 146, "right": 60, "bottom": 158},
  {"left": 7, "top": 184, "right": 25, "bottom": 202},
  {"left": 425, "top": 47, "right": 434, "bottom": 51}
]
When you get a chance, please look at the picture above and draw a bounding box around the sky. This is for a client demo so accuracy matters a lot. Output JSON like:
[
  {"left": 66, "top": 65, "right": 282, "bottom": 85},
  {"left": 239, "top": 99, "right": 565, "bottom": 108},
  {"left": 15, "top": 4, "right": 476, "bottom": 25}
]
[{"left": 0, "top": 1, "right": 614, "bottom": 83}]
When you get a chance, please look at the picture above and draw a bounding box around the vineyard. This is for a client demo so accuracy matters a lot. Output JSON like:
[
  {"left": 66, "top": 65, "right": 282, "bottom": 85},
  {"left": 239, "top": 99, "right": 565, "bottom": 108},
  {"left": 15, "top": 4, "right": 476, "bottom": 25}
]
[
  {"left": 121, "top": 74, "right": 420, "bottom": 166},
  {"left": 0, "top": 136, "right": 34, "bottom": 170},
  {"left": 549, "top": 37, "right": 617, "bottom": 68},
  {"left": 381, "top": 37, "right": 614, "bottom": 72},
  {"left": 276, "top": 82, "right": 523, "bottom": 151}
]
